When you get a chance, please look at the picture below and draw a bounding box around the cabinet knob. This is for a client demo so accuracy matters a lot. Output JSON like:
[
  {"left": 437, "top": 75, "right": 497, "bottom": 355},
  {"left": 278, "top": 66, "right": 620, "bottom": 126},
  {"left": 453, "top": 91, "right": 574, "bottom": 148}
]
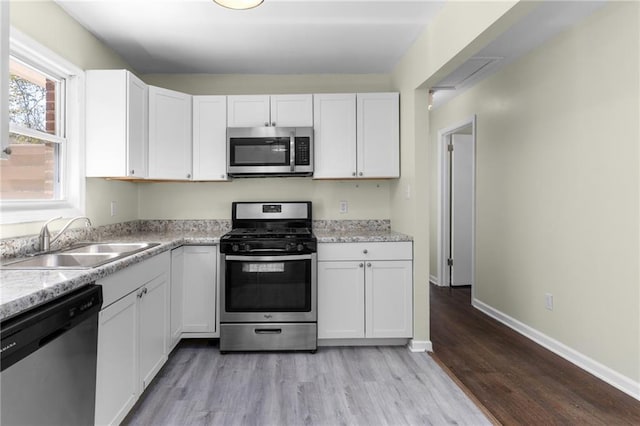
[
  {"left": 221, "top": 174, "right": 225, "bottom": 179},
  {"left": 359, "top": 263, "right": 364, "bottom": 268},
  {"left": 130, "top": 169, "right": 135, "bottom": 175},
  {"left": 187, "top": 173, "right": 192, "bottom": 179},
  {"left": 271, "top": 122, "right": 276, "bottom": 127},
  {"left": 352, "top": 172, "right": 356, "bottom": 176},
  {"left": 363, "top": 249, "right": 368, "bottom": 254},
  {"left": 3, "top": 147, "right": 12, "bottom": 156},
  {"left": 264, "top": 122, "right": 269, "bottom": 127},
  {"left": 359, "top": 172, "right": 364, "bottom": 176},
  {"left": 367, "top": 263, "right": 372, "bottom": 267}
]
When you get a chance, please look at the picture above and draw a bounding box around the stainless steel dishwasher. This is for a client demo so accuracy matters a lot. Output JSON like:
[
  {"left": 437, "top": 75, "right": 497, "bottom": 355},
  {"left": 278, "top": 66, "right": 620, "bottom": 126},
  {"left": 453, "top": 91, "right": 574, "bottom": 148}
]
[{"left": 1, "top": 284, "right": 103, "bottom": 426}]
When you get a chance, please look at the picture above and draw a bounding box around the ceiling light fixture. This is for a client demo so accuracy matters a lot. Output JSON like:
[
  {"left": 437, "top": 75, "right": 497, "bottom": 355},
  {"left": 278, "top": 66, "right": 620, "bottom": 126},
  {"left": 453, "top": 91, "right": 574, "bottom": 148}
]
[{"left": 213, "top": 0, "right": 264, "bottom": 10}]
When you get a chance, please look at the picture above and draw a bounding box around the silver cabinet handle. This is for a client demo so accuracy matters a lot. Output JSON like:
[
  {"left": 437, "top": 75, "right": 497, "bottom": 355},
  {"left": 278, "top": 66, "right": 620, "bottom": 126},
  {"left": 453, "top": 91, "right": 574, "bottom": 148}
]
[
  {"left": 221, "top": 174, "right": 225, "bottom": 179},
  {"left": 143, "top": 287, "right": 148, "bottom": 295},
  {"left": 367, "top": 263, "right": 372, "bottom": 267},
  {"left": 2, "top": 147, "right": 12, "bottom": 155},
  {"left": 137, "top": 289, "right": 144, "bottom": 299},
  {"left": 359, "top": 263, "right": 364, "bottom": 268},
  {"left": 271, "top": 122, "right": 276, "bottom": 127},
  {"left": 130, "top": 169, "right": 135, "bottom": 175},
  {"left": 264, "top": 122, "right": 269, "bottom": 127},
  {"left": 352, "top": 172, "right": 356, "bottom": 176},
  {"left": 187, "top": 173, "right": 192, "bottom": 179},
  {"left": 363, "top": 249, "right": 368, "bottom": 254},
  {"left": 359, "top": 172, "right": 363, "bottom": 176}
]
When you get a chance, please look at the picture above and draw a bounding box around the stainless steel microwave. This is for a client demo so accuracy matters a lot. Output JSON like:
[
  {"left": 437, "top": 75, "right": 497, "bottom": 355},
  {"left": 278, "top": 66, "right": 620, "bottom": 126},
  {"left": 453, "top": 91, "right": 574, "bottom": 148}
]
[{"left": 227, "top": 127, "right": 314, "bottom": 177}]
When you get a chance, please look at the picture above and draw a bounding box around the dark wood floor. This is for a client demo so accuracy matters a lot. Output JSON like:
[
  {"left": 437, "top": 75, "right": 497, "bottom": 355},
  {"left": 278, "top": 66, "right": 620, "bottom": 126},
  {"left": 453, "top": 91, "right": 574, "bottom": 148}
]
[{"left": 430, "top": 284, "right": 640, "bottom": 425}]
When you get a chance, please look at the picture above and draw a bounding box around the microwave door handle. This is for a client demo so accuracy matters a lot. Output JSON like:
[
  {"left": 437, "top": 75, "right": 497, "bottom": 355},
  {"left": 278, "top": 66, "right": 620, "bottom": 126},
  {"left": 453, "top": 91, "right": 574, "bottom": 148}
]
[{"left": 290, "top": 131, "right": 295, "bottom": 172}]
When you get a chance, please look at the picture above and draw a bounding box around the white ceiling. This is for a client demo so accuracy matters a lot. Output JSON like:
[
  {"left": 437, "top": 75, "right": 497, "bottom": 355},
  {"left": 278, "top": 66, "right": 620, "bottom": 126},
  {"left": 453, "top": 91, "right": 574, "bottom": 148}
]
[{"left": 55, "top": 0, "right": 446, "bottom": 74}]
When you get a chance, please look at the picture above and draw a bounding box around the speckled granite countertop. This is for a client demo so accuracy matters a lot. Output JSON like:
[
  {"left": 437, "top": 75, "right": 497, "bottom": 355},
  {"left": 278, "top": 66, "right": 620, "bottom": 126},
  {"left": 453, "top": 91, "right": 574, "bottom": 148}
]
[
  {"left": 0, "top": 230, "right": 225, "bottom": 321},
  {"left": 0, "top": 219, "right": 412, "bottom": 321},
  {"left": 314, "top": 229, "right": 412, "bottom": 243}
]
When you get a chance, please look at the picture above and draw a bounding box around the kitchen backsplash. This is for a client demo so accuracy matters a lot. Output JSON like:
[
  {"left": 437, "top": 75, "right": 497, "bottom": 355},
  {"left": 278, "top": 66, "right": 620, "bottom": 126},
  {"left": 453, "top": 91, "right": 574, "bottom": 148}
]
[{"left": 0, "top": 219, "right": 391, "bottom": 260}]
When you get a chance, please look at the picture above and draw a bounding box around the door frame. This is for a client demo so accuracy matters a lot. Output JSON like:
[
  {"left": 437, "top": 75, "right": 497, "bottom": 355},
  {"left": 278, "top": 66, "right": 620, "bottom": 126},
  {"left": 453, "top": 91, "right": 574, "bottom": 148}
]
[{"left": 436, "top": 115, "right": 476, "bottom": 292}]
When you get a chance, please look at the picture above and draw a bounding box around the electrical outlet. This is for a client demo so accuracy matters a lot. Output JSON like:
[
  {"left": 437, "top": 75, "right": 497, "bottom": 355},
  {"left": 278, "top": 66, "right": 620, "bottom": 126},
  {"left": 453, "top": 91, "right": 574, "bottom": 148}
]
[
  {"left": 545, "top": 293, "right": 553, "bottom": 311},
  {"left": 339, "top": 200, "right": 348, "bottom": 214},
  {"left": 110, "top": 201, "right": 117, "bottom": 217}
]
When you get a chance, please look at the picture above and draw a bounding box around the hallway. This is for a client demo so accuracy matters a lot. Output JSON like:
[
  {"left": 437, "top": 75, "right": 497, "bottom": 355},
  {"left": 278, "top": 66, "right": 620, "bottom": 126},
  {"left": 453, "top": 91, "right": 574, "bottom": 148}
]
[{"left": 429, "top": 284, "right": 640, "bottom": 425}]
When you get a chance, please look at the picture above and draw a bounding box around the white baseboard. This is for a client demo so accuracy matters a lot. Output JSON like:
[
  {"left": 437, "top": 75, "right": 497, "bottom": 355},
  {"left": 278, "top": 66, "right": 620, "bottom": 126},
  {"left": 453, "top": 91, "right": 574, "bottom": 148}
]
[
  {"left": 472, "top": 298, "right": 640, "bottom": 401},
  {"left": 408, "top": 339, "right": 432, "bottom": 353},
  {"left": 429, "top": 274, "right": 440, "bottom": 286}
]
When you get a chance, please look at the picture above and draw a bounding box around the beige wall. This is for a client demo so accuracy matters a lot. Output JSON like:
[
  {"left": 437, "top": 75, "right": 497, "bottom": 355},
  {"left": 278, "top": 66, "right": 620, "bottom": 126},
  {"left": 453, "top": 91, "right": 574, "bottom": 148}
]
[
  {"left": 3, "top": 0, "right": 137, "bottom": 238},
  {"left": 429, "top": 2, "right": 639, "bottom": 382},
  {"left": 390, "top": 1, "right": 525, "bottom": 343}
]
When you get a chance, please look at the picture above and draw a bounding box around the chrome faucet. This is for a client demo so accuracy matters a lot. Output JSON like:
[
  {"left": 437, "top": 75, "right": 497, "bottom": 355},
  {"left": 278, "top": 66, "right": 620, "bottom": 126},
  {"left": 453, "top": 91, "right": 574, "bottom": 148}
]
[{"left": 39, "top": 216, "right": 92, "bottom": 252}]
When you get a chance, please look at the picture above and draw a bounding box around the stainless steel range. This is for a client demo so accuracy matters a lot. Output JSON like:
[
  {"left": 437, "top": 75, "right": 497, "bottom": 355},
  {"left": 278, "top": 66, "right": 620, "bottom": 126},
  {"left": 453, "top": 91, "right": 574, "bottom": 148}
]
[{"left": 219, "top": 201, "right": 317, "bottom": 353}]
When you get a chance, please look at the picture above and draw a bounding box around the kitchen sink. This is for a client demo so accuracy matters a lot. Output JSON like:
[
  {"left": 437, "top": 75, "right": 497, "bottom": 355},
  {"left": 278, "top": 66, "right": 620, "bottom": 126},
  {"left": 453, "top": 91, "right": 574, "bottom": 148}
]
[{"left": 1, "top": 242, "right": 160, "bottom": 270}]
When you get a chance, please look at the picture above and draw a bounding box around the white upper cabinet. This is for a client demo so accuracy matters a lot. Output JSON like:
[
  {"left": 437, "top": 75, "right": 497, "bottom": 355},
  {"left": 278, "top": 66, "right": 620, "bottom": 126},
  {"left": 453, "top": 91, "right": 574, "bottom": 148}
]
[
  {"left": 227, "top": 94, "right": 312, "bottom": 127},
  {"left": 356, "top": 92, "right": 400, "bottom": 178},
  {"left": 192, "top": 96, "right": 228, "bottom": 181},
  {"left": 270, "top": 94, "right": 313, "bottom": 127},
  {"left": 148, "top": 86, "right": 192, "bottom": 180},
  {"left": 86, "top": 70, "right": 148, "bottom": 178},
  {"left": 314, "top": 92, "right": 399, "bottom": 179},
  {"left": 313, "top": 93, "right": 357, "bottom": 179}
]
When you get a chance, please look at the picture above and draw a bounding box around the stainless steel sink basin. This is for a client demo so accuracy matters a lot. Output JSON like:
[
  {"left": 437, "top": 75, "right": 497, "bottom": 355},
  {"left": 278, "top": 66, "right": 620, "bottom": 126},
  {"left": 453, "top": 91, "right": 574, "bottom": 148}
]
[{"left": 1, "top": 242, "right": 160, "bottom": 270}]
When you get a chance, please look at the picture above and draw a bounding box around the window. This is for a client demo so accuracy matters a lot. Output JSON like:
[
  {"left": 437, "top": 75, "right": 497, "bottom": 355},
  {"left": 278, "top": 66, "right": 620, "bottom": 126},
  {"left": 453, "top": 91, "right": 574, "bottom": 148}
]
[{"left": 1, "top": 29, "right": 84, "bottom": 224}]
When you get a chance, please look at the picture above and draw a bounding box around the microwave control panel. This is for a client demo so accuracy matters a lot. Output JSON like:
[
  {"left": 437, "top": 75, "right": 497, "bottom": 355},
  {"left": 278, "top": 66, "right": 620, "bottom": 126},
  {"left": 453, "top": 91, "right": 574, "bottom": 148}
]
[{"left": 295, "top": 137, "right": 311, "bottom": 165}]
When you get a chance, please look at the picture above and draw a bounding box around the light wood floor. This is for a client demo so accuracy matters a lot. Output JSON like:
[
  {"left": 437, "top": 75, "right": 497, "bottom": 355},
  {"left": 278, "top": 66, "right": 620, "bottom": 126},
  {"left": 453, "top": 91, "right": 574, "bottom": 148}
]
[{"left": 123, "top": 341, "right": 490, "bottom": 426}]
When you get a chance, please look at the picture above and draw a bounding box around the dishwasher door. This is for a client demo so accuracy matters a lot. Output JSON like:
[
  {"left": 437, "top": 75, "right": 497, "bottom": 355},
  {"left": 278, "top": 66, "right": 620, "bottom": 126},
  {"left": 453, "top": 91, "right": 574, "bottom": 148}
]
[{"left": 1, "top": 284, "right": 102, "bottom": 426}]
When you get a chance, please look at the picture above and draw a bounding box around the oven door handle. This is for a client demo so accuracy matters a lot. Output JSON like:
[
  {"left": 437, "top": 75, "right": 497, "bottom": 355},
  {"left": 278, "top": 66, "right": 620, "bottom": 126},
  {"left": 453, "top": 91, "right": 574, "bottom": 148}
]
[
  {"left": 290, "top": 130, "right": 296, "bottom": 172},
  {"left": 225, "top": 254, "right": 314, "bottom": 262}
]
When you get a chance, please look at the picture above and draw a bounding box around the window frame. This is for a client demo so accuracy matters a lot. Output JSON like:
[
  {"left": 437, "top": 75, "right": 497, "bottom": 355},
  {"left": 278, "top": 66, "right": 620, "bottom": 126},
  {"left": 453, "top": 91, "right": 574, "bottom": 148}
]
[{"left": 1, "top": 28, "right": 85, "bottom": 224}]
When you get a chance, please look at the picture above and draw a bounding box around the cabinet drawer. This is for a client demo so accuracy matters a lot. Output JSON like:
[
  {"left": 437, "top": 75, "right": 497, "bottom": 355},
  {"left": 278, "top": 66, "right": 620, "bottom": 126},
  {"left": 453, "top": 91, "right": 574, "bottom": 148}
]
[
  {"left": 98, "top": 251, "right": 170, "bottom": 307},
  {"left": 317, "top": 242, "right": 412, "bottom": 261}
]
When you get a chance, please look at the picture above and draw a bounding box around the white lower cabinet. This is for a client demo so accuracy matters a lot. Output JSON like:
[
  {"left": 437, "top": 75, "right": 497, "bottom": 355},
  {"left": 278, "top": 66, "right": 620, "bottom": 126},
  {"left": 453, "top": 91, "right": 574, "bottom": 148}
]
[
  {"left": 317, "top": 242, "right": 413, "bottom": 340},
  {"left": 95, "top": 252, "right": 170, "bottom": 426},
  {"left": 169, "top": 247, "right": 184, "bottom": 350},
  {"left": 182, "top": 245, "right": 218, "bottom": 335}
]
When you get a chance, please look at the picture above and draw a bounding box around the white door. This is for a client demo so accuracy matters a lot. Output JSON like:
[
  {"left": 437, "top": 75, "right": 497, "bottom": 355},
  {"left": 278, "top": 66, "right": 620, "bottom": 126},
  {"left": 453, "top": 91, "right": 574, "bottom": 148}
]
[
  {"left": 148, "top": 86, "right": 192, "bottom": 180},
  {"left": 182, "top": 245, "right": 217, "bottom": 333},
  {"left": 313, "top": 93, "right": 357, "bottom": 179},
  {"left": 356, "top": 92, "right": 399, "bottom": 178},
  {"left": 227, "top": 95, "right": 270, "bottom": 127},
  {"left": 95, "top": 291, "right": 138, "bottom": 426},
  {"left": 365, "top": 260, "right": 413, "bottom": 338},
  {"left": 138, "top": 274, "right": 168, "bottom": 392},
  {"left": 270, "top": 94, "right": 313, "bottom": 127},
  {"left": 450, "top": 134, "right": 473, "bottom": 286},
  {"left": 317, "top": 261, "right": 365, "bottom": 338},
  {"left": 192, "top": 95, "right": 227, "bottom": 181},
  {"left": 127, "top": 73, "right": 148, "bottom": 178}
]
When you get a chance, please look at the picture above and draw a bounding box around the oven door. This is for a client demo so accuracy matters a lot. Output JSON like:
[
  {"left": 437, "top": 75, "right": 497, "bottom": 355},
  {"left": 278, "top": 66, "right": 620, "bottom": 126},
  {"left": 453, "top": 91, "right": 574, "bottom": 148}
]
[{"left": 220, "top": 253, "right": 317, "bottom": 323}]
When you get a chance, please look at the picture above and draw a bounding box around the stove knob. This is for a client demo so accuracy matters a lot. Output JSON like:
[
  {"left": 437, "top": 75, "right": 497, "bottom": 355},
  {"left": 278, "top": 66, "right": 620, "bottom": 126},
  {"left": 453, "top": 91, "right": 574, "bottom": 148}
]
[
  {"left": 243, "top": 243, "right": 251, "bottom": 252},
  {"left": 297, "top": 244, "right": 304, "bottom": 252},
  {"left": 232, "top": 244, "right": 239, "bottom": 252}
]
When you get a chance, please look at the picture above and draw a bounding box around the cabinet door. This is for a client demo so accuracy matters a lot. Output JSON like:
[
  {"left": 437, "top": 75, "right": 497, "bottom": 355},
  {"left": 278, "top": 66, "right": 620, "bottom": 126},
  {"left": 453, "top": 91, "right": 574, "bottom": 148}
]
[
  {"left": 86, "top": 70, "right": 148, "bottom": 178},
  {"left": 95, "top": 291, "right": 138, "bottom": 426},
  {"left": 317, "top": 261, "right": 365, "bottom": 339},
  {"left": 270, "top": 94, "right": 313, "bottom": 127},
  {"left": 182, "top": 245, "right": 217, "bottom": 333},
  {"left": 365, "top": 260, "right": 412, "bottom": 338},
  {"left": 148, "top": 86, "right": 192, "bottom": 180},
  {"left": 227, "top": 95, "right": 270, "bottom": 127},
  {"left": 356, "top": 92, "right": 400, "bottom": 178},
  {"left": 170, "top": 247, "right": 184, "bottom": 350},
  {"left": 138, "top": 273, "right": 169, "bottom": 392},
  {"left": 193, "top": 96, "right": 228, "bottom": 181},
  {"left": 313, "top": 93, "right": 357, "bottom": 179},
  {"left": 127, "top": 73, "right": 148, "bottom": 178}
]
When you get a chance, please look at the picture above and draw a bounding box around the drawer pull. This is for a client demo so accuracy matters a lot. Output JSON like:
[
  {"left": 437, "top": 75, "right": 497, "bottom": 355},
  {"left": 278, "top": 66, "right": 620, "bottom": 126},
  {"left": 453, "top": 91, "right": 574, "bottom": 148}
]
[
  {"left": 363, "top": 249, "right": 368, "bottom": 254},
  {"left": 255, "top": 328, "right": 282, "bottom": 335}
]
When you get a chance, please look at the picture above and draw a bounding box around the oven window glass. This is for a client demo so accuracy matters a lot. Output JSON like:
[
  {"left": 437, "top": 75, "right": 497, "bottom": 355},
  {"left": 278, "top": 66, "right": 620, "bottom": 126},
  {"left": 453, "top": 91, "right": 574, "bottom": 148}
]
[
  {"left": 225, "top": 259, "right": 311, "bottom": 312},
  {"left": 229, "top": 138, "right": 290, "bottom": 166}
]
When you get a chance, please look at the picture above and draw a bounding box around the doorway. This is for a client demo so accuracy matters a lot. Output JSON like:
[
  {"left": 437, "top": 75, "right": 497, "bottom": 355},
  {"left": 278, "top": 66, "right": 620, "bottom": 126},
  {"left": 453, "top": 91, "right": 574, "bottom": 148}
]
[{"left": 437, "top": 116, "right": 476, "bottom": 289}]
